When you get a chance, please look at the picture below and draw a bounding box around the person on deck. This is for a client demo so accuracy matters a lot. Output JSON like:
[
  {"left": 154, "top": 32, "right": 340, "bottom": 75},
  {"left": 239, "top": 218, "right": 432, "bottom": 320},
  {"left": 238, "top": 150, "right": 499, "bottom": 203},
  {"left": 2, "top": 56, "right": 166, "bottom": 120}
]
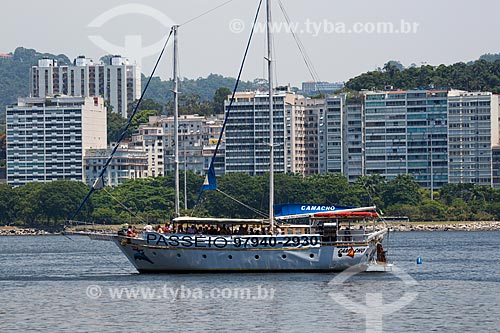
[
  {"left": 209, "top": 225, "right": 217, "bottom": 235},
  {"left": 187, "top": 225, "right": 197, "bottom": 234}
]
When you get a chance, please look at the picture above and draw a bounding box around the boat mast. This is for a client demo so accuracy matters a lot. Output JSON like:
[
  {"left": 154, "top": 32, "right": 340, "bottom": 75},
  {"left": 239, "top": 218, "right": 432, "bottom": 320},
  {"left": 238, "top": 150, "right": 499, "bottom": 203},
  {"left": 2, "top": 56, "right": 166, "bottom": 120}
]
[
  {"left": 266, "top": 0, "right": 275, "bottom": 233},
  {"left": 173, "top": 25, "right": 180, "bottom": 217}
]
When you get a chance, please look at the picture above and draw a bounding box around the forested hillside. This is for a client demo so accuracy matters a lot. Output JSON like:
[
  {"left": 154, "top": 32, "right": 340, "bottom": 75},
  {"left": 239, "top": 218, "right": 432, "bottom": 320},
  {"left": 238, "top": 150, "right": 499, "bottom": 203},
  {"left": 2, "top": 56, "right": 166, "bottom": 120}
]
[
  {"left": 142, "top": 73, "right": 259, "bottom": 105},
  {"left": 0, "top": 47, "right": 258, "bottom": 115},
  {"left": 346, "top": 56, "right": 500, "bottom": 93},
  {"left": 0, "top": 47, "right": 71, "bottom": 110}
]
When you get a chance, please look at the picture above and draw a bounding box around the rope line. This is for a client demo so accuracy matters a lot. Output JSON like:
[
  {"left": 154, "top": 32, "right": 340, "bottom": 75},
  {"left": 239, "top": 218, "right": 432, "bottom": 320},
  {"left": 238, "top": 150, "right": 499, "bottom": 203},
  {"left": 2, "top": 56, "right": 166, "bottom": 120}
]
[
  {"left": 216, "top": 189, "right": 268, "bottom": 218},
  {"left": 180, "top": 0, "right": 236, "bottom": 27},
  {"left": 102, "top": 187, "right": 145, "bottom": 223},
  {"left": 277, "top": 0, "right": 332, "bottom": 96}
]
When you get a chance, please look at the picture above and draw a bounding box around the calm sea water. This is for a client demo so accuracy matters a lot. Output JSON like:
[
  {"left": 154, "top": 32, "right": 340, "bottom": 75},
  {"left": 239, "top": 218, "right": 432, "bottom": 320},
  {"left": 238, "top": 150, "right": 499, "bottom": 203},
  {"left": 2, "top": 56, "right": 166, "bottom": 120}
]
[{"left": 0, "top": 231, "right": 499, "bottom": 332}]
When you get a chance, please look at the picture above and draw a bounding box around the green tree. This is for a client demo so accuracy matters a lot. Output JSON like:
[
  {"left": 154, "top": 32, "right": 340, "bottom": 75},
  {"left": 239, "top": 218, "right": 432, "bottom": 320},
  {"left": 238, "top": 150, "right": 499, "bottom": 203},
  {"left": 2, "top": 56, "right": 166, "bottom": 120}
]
[
  {"left": 0, "top": 47, "right": 71, "bottom": 112},
  {"left": 37, "top": 181, "right": 90, "bottom": 225},
  {"left": 345, "top": 58, "right": 500, "bottom": 93},
  {"left": 354, "top": 175, "right": 387, "bottom": 208},
  {"left": 384, "top": 203, "right": 422, "bottom": 221},
  {"left": 383, "top": 60, "right": 403, "bottom": 80},
  {"left": 486, "top": 202, "right": 500, "bottom": 220},
  {"left": 128, "top": 98, "right": 163, "bottom": 116},
  {"left": 274, "top": 173, "right": 310, "bottom": 204},
  {"left": 163, "top": 93, "right": 213, "bottom": 116},
  {"left": 383, "top": 174, "right": 422, "bottom": 207},
  {"left": 107, "top": 104, "right": 128, "bottom": 143},
  {"left": 0, "top": 132, "right": 6, "bottom": 162},
  {"left": 203, "top": 173, "right": 266, "bottom": 218},
  {"left": 127, "top": 109, "right": 161, "bottom": 136},
  {"left": 213, "top": 87, "right": 232, "bottom": 114},
  {"left": 305, "top": 173, "right": 355, "bottom": 206},
  {"left": 92, "top": 207, "right": 121, "bottom": 224},
  {"left": 419, "top": 199, "right": 447, "bottom": 221},
  {"left": 447, "top": 198, "right": 472, "bottom": 221},
  {"left": 141, "top": 73, "right": 257, "bottom": 106},
  {"left": 12, "top": 182, "right": 45, "bottom": 226},
  {"left": 0, "top": 184, "right": 15, "bottom": 223}
]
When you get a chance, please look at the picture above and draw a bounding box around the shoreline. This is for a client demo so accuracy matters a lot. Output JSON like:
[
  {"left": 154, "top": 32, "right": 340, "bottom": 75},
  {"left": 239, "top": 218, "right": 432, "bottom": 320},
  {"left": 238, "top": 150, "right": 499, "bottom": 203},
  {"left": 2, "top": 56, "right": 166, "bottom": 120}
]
[
  {"left": 2, "top": 221, "right": 500, "bottom": 236},
  {"left": 384, "top": 221, "right": 500, "bottom": 232},
  {"left": 0, "top": 227, "right": 53, "bottom": 236}
]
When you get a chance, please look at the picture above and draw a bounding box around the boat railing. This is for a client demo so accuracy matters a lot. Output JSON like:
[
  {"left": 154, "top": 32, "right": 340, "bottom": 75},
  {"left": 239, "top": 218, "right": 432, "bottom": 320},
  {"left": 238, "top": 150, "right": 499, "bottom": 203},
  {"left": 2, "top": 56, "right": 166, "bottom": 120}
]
[
  {"left": 139, "top": 232, "right": 321, "bottom": 238},
  {"left": 337, "top": 229, "right": 366, "bottom": 242},
  {"left": 130, "top": 230, "right": 387, "bottom": 248},
  {"left": 141, "top": 230, "right": 365, "bottom": 245}
]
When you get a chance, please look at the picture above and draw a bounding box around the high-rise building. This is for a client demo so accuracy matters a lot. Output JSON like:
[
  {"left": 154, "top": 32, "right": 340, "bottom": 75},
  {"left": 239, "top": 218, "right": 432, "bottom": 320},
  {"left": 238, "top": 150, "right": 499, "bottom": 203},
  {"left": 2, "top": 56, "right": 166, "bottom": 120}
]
[
  {"left": 320, "top": 95, "right": 345, "bottom": 174},
  {"left": 222, "top": 93, "right": 359, "bottom": 180},
  {"left": 286, "top": 95, "right": 306, "bottom": 174},
  {"left": 6, "top": 96, "right": 107, "bottom": 187},
  {"left": 296, "top": 97, "right": 325, "bottom": 176},
  {"left": 224, "top": 90, "right": 302, "bottom": 176},
  {"left": 30, "top": 55, "right": 141, "bottom": 117},
  {"left": 343, "top": 97, "right": 365, "bottom": 182},
  {"left": 364, "top": 90, "right": 449, "bottom": 188},
  {"left": 447, "top": 91, "right": 500, "bottom": 186}
]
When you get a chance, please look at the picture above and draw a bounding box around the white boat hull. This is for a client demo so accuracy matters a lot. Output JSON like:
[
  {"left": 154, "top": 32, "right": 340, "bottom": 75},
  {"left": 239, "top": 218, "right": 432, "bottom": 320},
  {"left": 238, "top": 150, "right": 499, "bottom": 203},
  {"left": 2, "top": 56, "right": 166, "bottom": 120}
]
[{"left": 112, "top": 233, "right": 381, "bottom": 273}]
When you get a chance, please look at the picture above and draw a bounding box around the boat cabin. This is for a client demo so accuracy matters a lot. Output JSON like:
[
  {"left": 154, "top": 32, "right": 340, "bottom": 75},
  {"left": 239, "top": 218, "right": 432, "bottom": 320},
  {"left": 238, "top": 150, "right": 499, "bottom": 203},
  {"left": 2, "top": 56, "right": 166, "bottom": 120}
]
[{"left": 276, "top": 210, "right": 379, "bottom": 244}]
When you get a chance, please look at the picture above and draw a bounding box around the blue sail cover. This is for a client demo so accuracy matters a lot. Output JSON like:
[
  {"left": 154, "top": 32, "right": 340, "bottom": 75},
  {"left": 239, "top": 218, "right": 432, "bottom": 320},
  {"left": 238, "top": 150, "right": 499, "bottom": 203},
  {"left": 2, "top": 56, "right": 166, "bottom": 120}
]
[{"left": 274, "top": 203, "right": 357, "bottom": 217}]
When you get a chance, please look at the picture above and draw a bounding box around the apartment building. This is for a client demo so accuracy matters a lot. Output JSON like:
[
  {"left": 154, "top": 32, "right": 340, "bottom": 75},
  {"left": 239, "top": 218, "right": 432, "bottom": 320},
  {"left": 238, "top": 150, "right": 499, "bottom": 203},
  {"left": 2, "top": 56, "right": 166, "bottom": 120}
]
[
  {"left": 321, "top": 95, "right": 345, "bottom": 174},
  {"left": 132, "top": 115, "right": 225, "bottom": 177},
  {"left": 343, "top": 98, "right": 365, "bottom": 182},
  {"left": 447, "top": 91, "right": 500, "bottom": 186},
  {"left": 30, "top": 55, "right": 141, "bottom": 117},
  {"left": 364, "top": 90, "right": 449, "bottom": 188},
  {"left": 296, "top": 97, "right": 325, "bottom": 176},
  {"left": 224, "top": 89, "right": 302, "bottom": 176},
  {"left": 83, "top": 142, "right": 148, "bottom": 187},
  {"left": 6, "top": 96, "right": 107, "bottom": 187}
]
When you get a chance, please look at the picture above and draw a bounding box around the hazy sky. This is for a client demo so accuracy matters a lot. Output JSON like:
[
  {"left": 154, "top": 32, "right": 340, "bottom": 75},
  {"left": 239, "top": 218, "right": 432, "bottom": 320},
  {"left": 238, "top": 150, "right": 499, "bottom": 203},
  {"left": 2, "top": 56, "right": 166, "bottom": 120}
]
[{"left": 2, "top": 0, "right": 499, "bottom": 86}]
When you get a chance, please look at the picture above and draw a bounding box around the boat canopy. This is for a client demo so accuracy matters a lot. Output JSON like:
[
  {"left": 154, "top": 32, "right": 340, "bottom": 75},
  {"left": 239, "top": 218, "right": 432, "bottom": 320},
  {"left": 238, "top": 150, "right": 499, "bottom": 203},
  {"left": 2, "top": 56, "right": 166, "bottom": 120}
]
[
  {"left": 274, "top": 204, "right": 377, "bottom": 221},
  {"left": 313, "top": 211, "right": 379, "bottom": 219},
  {"left": 173, "top": 216, "right": 267, "bottom": 225}
]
